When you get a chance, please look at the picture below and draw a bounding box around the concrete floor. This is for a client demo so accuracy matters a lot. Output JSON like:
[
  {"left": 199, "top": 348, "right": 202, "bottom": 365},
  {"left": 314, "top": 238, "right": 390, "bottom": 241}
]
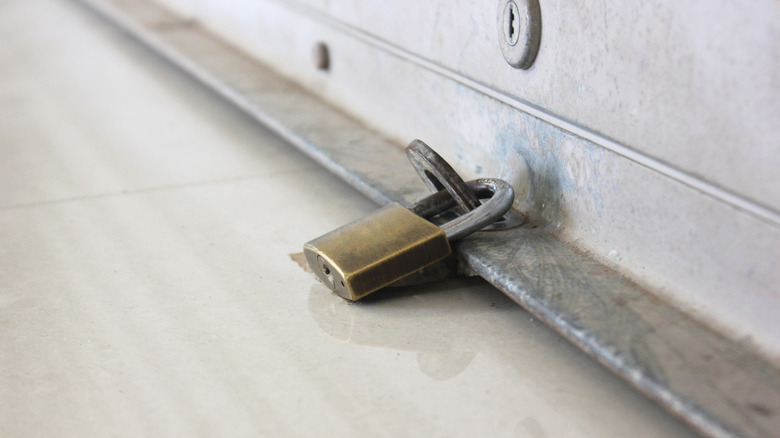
[{"left": 0, "top": 0, "right": 696, "bottom": 436}]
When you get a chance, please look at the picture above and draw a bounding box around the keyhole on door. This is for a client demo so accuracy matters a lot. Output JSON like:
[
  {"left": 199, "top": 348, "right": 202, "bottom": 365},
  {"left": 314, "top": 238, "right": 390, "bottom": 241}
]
[
  {"left": 504, "top": 1, "right": 521, "bottom": 46},
  {"left": 509, "top": 8, "right": 516, "bottom": 37}
]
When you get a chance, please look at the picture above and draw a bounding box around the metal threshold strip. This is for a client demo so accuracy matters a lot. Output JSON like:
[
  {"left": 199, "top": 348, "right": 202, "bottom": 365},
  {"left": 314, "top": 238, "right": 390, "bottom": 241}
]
[{"left": 73, "top": 0, "right": 779, "bottom": 437}]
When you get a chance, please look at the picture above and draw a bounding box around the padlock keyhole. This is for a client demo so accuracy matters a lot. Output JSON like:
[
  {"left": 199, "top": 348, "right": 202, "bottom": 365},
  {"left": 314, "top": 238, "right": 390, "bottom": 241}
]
[{"left": 317, "top": 255, "right": 336, "bottom": 288}]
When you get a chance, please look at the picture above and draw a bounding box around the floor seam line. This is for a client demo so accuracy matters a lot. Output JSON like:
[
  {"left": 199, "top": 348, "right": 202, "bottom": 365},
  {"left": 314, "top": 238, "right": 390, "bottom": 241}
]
[{"left": 0, "top": 165, "right": 320, "bottom": 211}]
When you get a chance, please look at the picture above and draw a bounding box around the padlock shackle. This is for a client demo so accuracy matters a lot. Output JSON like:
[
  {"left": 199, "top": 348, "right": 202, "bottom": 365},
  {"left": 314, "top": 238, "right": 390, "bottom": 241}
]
[{"left": 408, "top": 178, "right": 515, "bottom": 242}]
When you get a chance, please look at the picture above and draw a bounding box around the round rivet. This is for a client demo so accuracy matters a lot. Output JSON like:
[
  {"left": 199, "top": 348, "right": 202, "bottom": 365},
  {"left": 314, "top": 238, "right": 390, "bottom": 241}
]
[{"left": 497, "top": 0, "right": 541, "bottom": 69}]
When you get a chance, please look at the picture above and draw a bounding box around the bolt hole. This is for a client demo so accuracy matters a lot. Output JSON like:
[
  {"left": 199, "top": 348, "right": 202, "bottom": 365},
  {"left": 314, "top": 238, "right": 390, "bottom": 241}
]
[
  {"left": 322, "top": 265, "right": 330, "bottom": 276},
  {"left": 313, "top": 42, "right": 330, "bottom": 71},
  {"left": 340, "top": 280, "right": 345, "bottom": 287}
]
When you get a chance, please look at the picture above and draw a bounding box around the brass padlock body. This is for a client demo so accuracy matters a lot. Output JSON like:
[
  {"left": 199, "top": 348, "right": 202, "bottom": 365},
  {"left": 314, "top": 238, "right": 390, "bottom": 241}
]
[{"left": 303, "top": 202, "right": 452, "bottom": 300}]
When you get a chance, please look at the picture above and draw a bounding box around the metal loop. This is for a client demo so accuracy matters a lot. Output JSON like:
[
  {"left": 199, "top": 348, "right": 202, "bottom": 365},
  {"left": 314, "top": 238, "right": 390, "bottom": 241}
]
[
  {"left": 408, "top": 178, "right": 514, "bottom": 242},
  {"left": 406, "top": 139, "right": 481, "bottom": 214}
]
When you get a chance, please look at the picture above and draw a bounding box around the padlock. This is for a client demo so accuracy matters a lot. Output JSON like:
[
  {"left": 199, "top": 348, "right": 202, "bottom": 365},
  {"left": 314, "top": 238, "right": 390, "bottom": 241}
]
[{"left": 303, "top": 178, "right": 514, "bottom": 300}]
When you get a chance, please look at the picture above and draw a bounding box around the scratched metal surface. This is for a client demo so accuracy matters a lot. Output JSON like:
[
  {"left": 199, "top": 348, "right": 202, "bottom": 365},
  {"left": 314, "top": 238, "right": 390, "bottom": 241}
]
[
  {"left": 71, "top": 0, "right": 780, "bottom": 437},
  {"left": 151, "top": 0, "right": 780, "bottom": 216},
  {"left": 459, "top": 229, "right": 780, "bottom": 438}
]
